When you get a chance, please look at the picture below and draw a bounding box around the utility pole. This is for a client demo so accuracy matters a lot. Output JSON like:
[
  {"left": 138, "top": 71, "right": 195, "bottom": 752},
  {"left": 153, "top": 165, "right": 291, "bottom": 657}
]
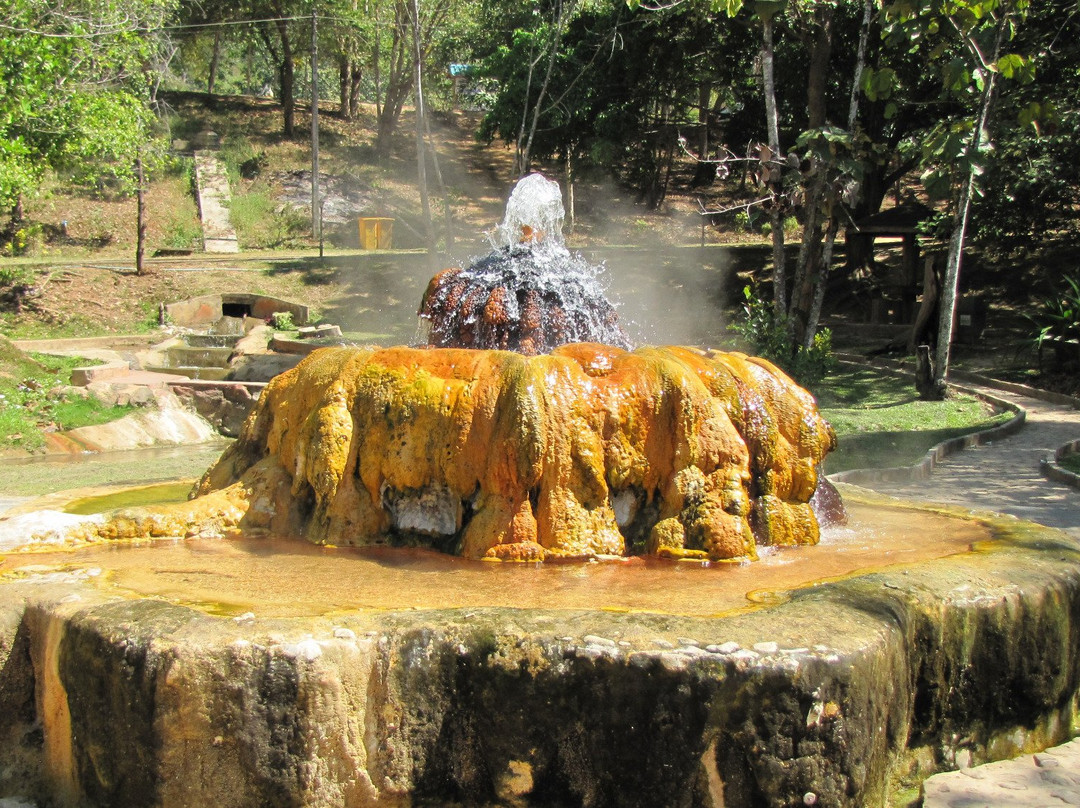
[{"left": 311, "top": 6, "right": 320, "bottom": 240}]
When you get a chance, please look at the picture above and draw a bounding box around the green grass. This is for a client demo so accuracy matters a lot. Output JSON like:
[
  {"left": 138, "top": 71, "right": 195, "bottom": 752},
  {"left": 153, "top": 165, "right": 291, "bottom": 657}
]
[
  {"left": 813, "top": 366, "right": 1014, "bottom": 473},
  {"left": 0, "top": 342, "right": 134, "bottom": 451},
  {"left": 229, "top": 186, "right": 310, "bottom": 250},
  {"left": 1059, "top": 453, "right": 1080, "bottom": 474}
]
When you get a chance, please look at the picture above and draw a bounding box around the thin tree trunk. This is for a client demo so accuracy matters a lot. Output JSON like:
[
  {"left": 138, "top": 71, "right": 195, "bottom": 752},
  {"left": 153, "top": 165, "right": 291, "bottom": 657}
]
[
  {"left": 761, "top": 12, "right": 786, "bottom": 316},
  {"left": 349, "top": 63, "right": 362, "bottom": 117},
  {"left": 373, "top": 2, "right": 383, "bottom": 119},
  {"left": 519, "top": 0, "right": 574, "bottom": 176},
  {"left": 931, "top": 17, "right": 1006, "bottom": 398},
  {"left": 208, "top": 28, "right": 222, "bottom": 94},
  {"left": 135, "top": 152, "right": 147, "bottom": 276},
  {"left": 803, "top": 0, "right": 873, "bottom": 349},
  {"left": 339, "top": 57, "right": 352, "bottom": 118},
  {"left": 790, "top": 3, "right": 835, "bottom": 343},
  {"left": 279, "top": 25, "right": 296, "bottom": 137},
  {"left": 410, "top": 0, "right": 434, "bottom": 251},
  {"left": 422, "top": 105, "right": 452, "bottom": 251},
  {"left": 698, "top": 81, "right": 709, "bottom": 157}
]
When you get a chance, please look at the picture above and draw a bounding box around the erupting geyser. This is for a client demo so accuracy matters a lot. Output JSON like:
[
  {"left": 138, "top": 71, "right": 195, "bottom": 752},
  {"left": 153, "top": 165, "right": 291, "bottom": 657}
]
[
  {"left": 419, "top": 174, "right": 629, "bottom": 354},
  {"left": 57, "top": 173, "right": 839, "bottom": 562},
  {"left": 8, "top": 175, "right": 1079, "bottom": 808}
]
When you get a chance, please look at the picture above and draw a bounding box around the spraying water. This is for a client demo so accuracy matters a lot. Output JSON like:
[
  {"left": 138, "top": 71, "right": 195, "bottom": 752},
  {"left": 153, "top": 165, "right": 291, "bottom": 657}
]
[
  {"left": 491, "top": 172, "right": 566, "bottom": 248},
  {"left": 419, "top": 174, "right": 629, "bottom": 354}
]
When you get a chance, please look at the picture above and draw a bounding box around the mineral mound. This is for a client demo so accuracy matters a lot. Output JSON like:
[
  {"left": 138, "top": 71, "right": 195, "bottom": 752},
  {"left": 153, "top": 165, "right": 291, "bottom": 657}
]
[{"left": 186, "top": 343, "right": 835, "bottom": 561}]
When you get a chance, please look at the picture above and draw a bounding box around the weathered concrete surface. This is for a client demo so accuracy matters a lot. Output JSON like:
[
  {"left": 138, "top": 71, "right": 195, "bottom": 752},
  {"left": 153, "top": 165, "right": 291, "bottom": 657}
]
[
  {"left": 164, "top": 294, "right": 308, "bottom": 329},
  {"left": 193, "top": 150, "right": 239, "bottom": 253},
  {"left": 850, "top": 381, "right": 1080, "bottom": 805},
  {"left": 1, "top": 504, "right": 1079, "bottom": 807}
]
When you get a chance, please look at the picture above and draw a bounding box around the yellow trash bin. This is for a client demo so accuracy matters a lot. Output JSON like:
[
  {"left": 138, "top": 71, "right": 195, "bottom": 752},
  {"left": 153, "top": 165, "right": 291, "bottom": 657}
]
[{"left": 359, "top": 217, "right": 394, "bottom": 250}]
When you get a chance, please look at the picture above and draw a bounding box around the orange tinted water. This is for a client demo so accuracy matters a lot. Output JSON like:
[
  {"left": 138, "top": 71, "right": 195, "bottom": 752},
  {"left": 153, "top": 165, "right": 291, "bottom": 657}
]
[{"left": 0, "top": 503, "right": 986, "bottom": 618}]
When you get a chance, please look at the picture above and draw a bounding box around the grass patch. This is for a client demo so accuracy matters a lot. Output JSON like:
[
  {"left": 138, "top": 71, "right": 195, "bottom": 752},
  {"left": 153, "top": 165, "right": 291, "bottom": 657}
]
[
  {"left": 814, "top": 366, "right": 1013, "bottom": 473},
  {"left": 229, "top": 186, "right": 310, "bottom": 250},
  {"left": 1059, "top": 453, "right": 1080, "bottom": 475},
  {"left": 0, "top": 341, "right": 134, "bottom": 451}
]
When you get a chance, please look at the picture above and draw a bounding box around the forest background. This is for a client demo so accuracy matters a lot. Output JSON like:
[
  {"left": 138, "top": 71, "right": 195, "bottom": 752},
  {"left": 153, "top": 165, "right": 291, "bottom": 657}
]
[{"left": 1, "top": 0, "right": 1078, "bottom": 397}]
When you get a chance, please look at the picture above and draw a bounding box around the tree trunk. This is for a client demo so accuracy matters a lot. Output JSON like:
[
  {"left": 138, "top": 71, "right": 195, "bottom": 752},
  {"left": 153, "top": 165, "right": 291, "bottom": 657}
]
[
  {"left": 908, "top": 254, "right": 940, "bottom": 353},
  {"left": 760, "top": 12, "right": 786, "bottom": 316},
  {"left": 789, "top": 4, "right": 834, "bottom": 343},
  {"left": 803, "top": 0, "right": 872, "bottom": 349},
  {"left": 259, "top": 16, "right": 297, "bottom": 138},
  {"left": 375, "top": 1, "right": 413, "bottom": 159},
  {"left": 410, "top": 0, "right": 434, "bottom": 251},
  {"left": 135, "top": 153, "right": 147, "bottom": 276},
  {"left": 931, "top": 18, "right": 1006, "bottom": 399},
  {"left": 698, "top": 80, "right": 710, "bottom": 158},
  {"left": 208, "top": 29, "right": 222, "bottom": 95},
  {"left": 420, "top": 105, "right": 452, "bottom": 251},
  {"left": 279, "top": 31, "right": 295, "bottom": 137},
  {"left": 349, "top": 63, "right": 363, "bottom": 118},
  {"left": 519, "top": 0, "right": 571, "bottom": 176},
  {"left": 339, "top": 57, "right": 353, "bottom": 119}
]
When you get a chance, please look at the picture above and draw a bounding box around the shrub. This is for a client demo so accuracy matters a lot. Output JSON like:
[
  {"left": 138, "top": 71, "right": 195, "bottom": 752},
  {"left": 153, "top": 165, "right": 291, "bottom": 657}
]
[
  {"left": 729, "top": 285, "right": 835, "bottom": 387},
  {"left": 1, "top": 223, "right": 44, "bottom": 257},
  {"left": 270, "top": 311, "right": 296, "bottom": 330},
  {"left": 1030, "top": 272, "right": 1080, "bottom": 370}
]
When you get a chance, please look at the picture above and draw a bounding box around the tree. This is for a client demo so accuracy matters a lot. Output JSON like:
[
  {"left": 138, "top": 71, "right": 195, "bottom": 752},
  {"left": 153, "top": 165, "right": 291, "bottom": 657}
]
[
  {"left": 0, "top": 0, "right": 176, "bottom": 223},
  {"left": 244, "top": 0, "right": 307, "bottom": 137},
  {"left": 479, "top": 1, "right": 740, "bottom": 206},
  {"left": 882, "top": 0, "right": 1033, "bottom": 398},
  {"left": 368, "top": 0, "right": 454, "bottom": 159},
  {"left": 968, "top": 1, "right": 1080, "bottom": 253}
]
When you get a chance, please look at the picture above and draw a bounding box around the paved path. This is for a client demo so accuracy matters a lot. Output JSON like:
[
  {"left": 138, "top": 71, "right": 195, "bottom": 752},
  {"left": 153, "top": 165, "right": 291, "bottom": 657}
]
[
  {"left": 860, "top": 385, "right": 1080, "bottom": 539},
  {"left": 193, "top": 150, "right": 239, "bottom": 253},
  {"left": 859, "top": 383, "right": 1080, "bottom": 806}
]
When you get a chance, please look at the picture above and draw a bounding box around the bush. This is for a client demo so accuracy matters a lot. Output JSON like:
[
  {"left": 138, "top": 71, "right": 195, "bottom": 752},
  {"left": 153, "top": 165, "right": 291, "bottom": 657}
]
[
  {"left": 229, "top": 189, "right": 309, "bottom": 249},
  {"left": 1, "top": 223, "right": 44, "bottom": 257},
  {"left": 729, "top": 285, "right": 835, "bottom": 387},
  {"left": 1030, "top": 272, "right": 1080, "bottom": 370},
  {"left": 270, "top": 311, "right": 296, "bottom": 330}
]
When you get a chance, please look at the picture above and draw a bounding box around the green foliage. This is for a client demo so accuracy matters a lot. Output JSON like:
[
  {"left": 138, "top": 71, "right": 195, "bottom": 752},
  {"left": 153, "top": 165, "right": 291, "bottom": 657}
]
[
  {"left": 162, "top": 217, "right": 201, "bottom": 251},
  {"left": 881, "top": 0, "right": 1033, "bottom": 204},
  {"left": 970, "top": 2, "right": 1080, "bottom": 250},
  {"left": 1, "top": 223, "right": 43, "bottom": 257},
  {"left": 729, "top": 285, "right": 834, "bottom": 386},
  {"left": 0, "top": 345, "right": 132, "bottom": 451},
  {"left": 270, "top": 311, "right": 296, "bottom": 330},
  {"left": 0, "top": 0, "right": 176, "bottom": 213},
  {"left": 1029, "top": 272, "right": 1080, "bottom": 368},
  {"left": 229, "top": 189, "right": 309, "bottom": 249}
]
